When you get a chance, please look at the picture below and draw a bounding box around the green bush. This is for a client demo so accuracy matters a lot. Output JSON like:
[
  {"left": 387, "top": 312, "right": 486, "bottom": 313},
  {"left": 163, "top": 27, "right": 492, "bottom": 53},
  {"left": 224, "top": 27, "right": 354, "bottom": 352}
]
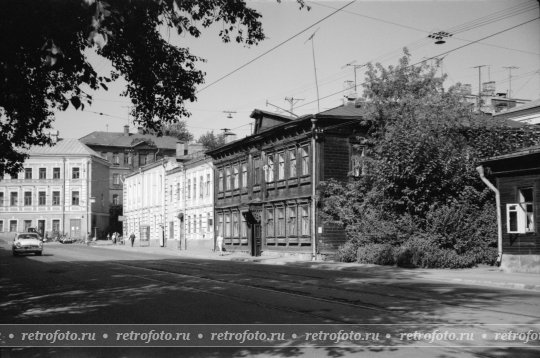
[
  {"left": 357, "top": 243, "right": 395, "bottom": 265},
  {"left": 395, "top": 236, "right": 477, "bottom": 268},
  {"left": 335, "top": 240, "right": 361, "bottom": 263}
]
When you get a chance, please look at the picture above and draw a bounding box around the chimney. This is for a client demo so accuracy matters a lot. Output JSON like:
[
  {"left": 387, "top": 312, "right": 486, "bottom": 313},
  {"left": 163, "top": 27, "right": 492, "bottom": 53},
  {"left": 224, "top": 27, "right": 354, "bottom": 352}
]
[
  {"left": 224, "top": 132, "right": 237, "bottom": 144},
  {"left": 176, "top": 142, "right": 186, "bottom": 157},
  {"left": 123, "top": 125, "right": 129, "bottom": 136},
  {"left": 137, "top": 127, "right": 144, "bottom": 134},
  {"left": 50, "top": 130, "right": 59, "bottom": 144}
]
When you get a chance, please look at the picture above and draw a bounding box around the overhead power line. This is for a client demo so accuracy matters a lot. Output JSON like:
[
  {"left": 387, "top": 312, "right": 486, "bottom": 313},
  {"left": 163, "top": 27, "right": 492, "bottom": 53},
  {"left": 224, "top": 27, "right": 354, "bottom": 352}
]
[
  {"left": 296, "top": 16, "right": 540, "bottom": 110},
  {"left": 196, "top": 0, "right": 357, "bottom": 94}
]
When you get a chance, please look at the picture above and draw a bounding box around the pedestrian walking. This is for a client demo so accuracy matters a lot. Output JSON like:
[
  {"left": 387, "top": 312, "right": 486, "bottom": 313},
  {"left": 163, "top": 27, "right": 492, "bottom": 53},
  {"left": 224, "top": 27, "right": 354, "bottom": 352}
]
[
  {"left": 216, "top": 234, "right": 224, "bottom": 256},
  {"left": 112, "top": 232, "right": 117, "bottom": 245},
  {"left": 129, "top": 232, "right": 135, "bottom": 247}
]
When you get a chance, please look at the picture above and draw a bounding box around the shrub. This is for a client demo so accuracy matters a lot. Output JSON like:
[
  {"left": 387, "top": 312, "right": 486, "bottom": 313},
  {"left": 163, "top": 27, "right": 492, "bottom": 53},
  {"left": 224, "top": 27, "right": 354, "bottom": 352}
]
[
  {"left": 357, "top": 243, "right": 395, "bottom": 265},
  {"left": 335, "top": 241, "right": 361, "bottom": 263}
]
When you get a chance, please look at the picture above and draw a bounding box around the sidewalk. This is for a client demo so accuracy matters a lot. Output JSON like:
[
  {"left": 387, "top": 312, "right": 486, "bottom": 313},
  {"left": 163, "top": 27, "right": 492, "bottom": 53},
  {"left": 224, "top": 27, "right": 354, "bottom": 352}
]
[{"left": 92, "top": 240, "right": 540, "bottom": 292}]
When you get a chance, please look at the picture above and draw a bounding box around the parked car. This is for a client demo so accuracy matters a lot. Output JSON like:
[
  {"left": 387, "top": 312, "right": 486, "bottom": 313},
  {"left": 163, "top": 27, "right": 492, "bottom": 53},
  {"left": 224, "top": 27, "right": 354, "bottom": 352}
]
[
  {"left": 12, "top": 232, "right": 43, "bottom": 256},
  {"left": 26, "top": 227, "right": 43, "bottom": 241},
  {"left": 59, "top": 235, "right": 75, "bottom": 244}
]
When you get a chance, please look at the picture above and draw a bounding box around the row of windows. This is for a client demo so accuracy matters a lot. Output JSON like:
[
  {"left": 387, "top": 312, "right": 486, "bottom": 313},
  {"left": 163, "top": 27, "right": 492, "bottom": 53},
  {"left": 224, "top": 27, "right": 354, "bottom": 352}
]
[
  {"left": 265, "top": 205, "right": 310, "bottom": 238},
  {"left": 186, "top": 213, "right": 214, "bottom": 234},
  {"left": 0, "top": 219, "right": 61, "bottom": 233},
  {"left": 216, "top": 211, "right": 248, "bottom": 238},
  {"left": 217, "top": 146, "right": 310, "bottom": 193},
  {"left": 0, "top": 191, "right": 79, "bottom": 206},
  {"left": 6, "top": 167, "right": 80, "bottom": 180},
  {"left": 102, "top": 152, "right": 156, "bottom": 166},
  {"left": 186, "top": 174, "right": 212, "bottom": 200}
]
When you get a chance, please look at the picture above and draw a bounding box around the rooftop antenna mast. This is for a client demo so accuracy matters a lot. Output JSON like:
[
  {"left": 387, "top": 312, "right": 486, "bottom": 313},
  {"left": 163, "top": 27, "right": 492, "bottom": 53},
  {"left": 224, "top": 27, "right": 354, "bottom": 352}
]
[
  {"left": 305, "top": 28, "right": 320, "bottom": 113},
  {"left": 342, "top": 60, "right": 365, "bottom": 93},
  {"left": 472, "top": 65, "right": 486, "bottom": 110},
  {"left": 284, "top": 97, "right": 304, "bottom": 113},
  {"left": 503, "top": 66, "right": 519, "bottom": 98},
  {"left": 265, "top": 100, "right": 299, "bottom": 118}
]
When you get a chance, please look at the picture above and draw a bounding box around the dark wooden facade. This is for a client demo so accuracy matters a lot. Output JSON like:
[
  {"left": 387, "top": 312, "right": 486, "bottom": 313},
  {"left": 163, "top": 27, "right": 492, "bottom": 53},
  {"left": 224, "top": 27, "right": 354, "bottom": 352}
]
[
  {"left": 481, "top": 147, "right": 540, "bottom": 257},
  {"left": 207, "top": 105, "right": 368, "bottom": 257}
]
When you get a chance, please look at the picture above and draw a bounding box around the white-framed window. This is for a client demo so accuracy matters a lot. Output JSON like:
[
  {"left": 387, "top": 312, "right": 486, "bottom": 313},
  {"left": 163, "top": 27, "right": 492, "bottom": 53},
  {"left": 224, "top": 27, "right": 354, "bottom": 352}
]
[
  {"left": 278, "top": 153, "right": 285, "bottom": 180},
  {"left": 506, "top": 188, "right": 535, "bottom": 233},
  {"left": 241, "top": 163, "right": 247, "bottom": 188},
  {"left": 218, "top": 170, "right": 224, "bottom": 192},
  {"left": 266, "top": 155, "right": 274, "bottom": 183},
  {"left": 266, "top": 207, "right": 274, "bottom": 237},
  {"left": 113, "top": 173, "right": 120, "bottom": 185},
  {"left": 72, "top": 167, "right": 80, "bottom": 179},
  {"left": 301, "top": 146, "right": 309, "bottom": 176},
  {"left": 226, "top": 168, "right": 231, "bottom": 190},
  {"left": 289, "top": 149, "right": 297, "bottom": 178},
  {"left": 233, "top": 166, "right": 239, "bottom": 189},
  {"left": 300, "top": 205, "right": 310, "bottom": 236}
]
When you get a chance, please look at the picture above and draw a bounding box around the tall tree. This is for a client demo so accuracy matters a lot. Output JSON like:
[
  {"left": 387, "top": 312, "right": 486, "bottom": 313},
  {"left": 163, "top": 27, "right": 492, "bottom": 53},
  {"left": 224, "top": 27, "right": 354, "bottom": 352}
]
[
  {"left": 0, "top": 0, "right": 308, "bottom": 176},
  {"left": 163, "top": 121, "right": 193, "bottom": 142},
  {"left": 197, "top": 131, "right": 226, "bottom": 150}
]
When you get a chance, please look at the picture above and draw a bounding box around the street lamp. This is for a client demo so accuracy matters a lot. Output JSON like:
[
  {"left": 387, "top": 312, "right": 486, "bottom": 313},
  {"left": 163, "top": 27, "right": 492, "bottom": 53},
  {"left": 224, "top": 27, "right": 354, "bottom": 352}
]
[{"left": 428, "top": 31, "right": 453, "bottom": 44}]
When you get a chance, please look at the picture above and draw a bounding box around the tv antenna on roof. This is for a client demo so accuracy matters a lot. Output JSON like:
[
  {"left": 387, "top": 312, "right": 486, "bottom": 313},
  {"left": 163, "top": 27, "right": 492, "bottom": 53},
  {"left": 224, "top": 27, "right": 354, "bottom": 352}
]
[{"left": 223, "top": 110, "right": 237, "bottom": 119}]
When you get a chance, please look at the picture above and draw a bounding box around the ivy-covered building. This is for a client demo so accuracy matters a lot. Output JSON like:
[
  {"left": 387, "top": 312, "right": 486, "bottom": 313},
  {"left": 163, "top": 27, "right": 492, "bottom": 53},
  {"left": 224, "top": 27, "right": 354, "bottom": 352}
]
[{"left": 206, "top": 103, "right": 368, "bottom": 259}]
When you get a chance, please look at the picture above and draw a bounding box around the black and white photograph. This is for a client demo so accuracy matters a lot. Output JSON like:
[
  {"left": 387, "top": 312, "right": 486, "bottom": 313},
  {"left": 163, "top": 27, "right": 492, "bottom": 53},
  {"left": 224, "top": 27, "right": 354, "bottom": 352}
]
[{"left": 1, "top": 0, "right": 539, "bottom": 357}]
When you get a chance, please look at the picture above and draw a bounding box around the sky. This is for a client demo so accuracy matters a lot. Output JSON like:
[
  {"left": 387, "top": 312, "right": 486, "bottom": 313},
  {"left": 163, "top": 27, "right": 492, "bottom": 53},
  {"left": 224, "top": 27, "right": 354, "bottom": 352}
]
[{"left": 53, "top": 0, "right": 540, "bottom": 141}]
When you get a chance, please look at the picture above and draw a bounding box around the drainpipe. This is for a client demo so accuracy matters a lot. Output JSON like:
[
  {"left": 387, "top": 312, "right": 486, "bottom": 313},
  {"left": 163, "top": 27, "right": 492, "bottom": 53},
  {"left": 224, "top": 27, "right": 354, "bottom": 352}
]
[
  {"left": 310, "top": 117, "right": 318, "bottom": 261},
  {"left": 476, "top": 165, "right": 502, "bottom": 266}
]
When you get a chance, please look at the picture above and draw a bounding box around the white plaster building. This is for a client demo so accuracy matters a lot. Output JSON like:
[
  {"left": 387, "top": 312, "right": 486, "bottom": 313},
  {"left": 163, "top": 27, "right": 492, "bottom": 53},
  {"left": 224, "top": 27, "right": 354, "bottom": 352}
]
[
  {"left": 0, "top": 139, "right": 110, "bottom": 239},
  {"left": 123, "top": 144, "right": 214, "bottom": 250}
]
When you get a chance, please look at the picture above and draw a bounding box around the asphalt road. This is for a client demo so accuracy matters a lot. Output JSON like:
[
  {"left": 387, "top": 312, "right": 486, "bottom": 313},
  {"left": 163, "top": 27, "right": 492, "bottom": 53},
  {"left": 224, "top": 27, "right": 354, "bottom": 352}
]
[{"left": 1, "top": 237, "right": 539, "bottom": 357}]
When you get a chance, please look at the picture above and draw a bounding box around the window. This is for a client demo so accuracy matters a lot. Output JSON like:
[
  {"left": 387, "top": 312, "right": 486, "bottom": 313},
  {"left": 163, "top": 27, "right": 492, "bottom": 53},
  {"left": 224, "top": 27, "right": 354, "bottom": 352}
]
[
  {"left": 289, "top": 149, "right": 297, "bottom": 178},
  {"left": 200, "top": 176, "right": 204, "bottom": 197},
  {"left": 226, "top": 168, "right": 231, "bottom": 190},
  {"left": 52, "top": 191, "right": 60, "bottom": 206},
  {"left": 10, "top": 192, "right": 17, "bottom": 206},
  {"left": 193, "top": 180, "right": 197, "bottom": 199},
  {"left": 194, "top": 215, "right": 197, "bottom": 233},
  {"left": 232, "top": 211, "right": 239, "bottom": 237},
  {"left": 225, "top": 213, "right": 231, "bottom": 237},
  {"left": 140, "top": 155, "right": 147, "bottom": 166},
  {"left": 218, "top": 170, "right": 224, "bottom": 192},
  {"left": 177, "top": 183, "right": 181, "bottom": 199},
  {"left": 53, "top": 167, "right": 60, "bottom": 179},
  {"left": 113, "top": 153, "right": 120, "bottom": 165},
  {"left": 301, "top": 146, "right": 309, "bottom": 176},
  {"left": 206, "top": 174, "right": 211, "bottom": 196},
  {"left": 351, "top": 145, "right": 366, "bottom": 177},
  {"left": 266, "top": 155, "right": 274, "bottom": 182},
  {"left": 170, "top": 185, "right": 173, "bottom": 201},
  {"left": 25, "top": 168, "right": 32, "bottom": 179},
  {"left": 10, "top": 220, "right": 18, "bottom": 232},
  {"left": 254, "top": 157, "right": 261, "bottom": 185},
  {"left": 199, "top": 214, "right": 203, "bottom": 234},
  {"left": 277, "top": 207, "right": 285, "bottom": 236},
  {"left": 112, "top": 194, "right": 119, "bottom": 205},
  {"left": 38, "top": 191, "right": 46, "bottom": 206},
  {"left": 72, "top": 167, "right": 80, "bottom": 179},
  {"left": 278, "top": 153, "right": 285, "bottom": 180},
  {"left": 241, "top": 163, "right": 247, "bottom": 188},
  {"left": 187, "top": 179, "right": 191, "bottom": 199},
  {"left": 187, "top": 216, "right": 191, "bottom": 234},
  {"left": 39, "top": 168, "right": 46, "bottom": 179},
  {"left": 240, "top": 214, "right": 247, "bottom": 238},
  {"left": 506, "top": 188, "right": 535, "bottom": 233},
  {"left": 207, "top": 212, "right": 213, "bottom": 232},
  {"left": 0, "top": 221, "right": 3, "bottom": 232},
  {"left": 24, "top": 192, "right": 32, "bottom": 206},
  {"left": 266, "top": 208, "right": 274, "bottom": 237},
  {"left": 52, "top": 220, "right": 60, "bottom": 232},
  {"left": 72, "top": 191, "right": 79, "bottom": 206},
  {"left": 233, "top": 166, "right": 239, "bottom": 189},
  {"left": 217, "top": 213, "right": 223, "bottom": 236},
  {"left": 288, "top": 207, "right": 297, "bottom": 236},
  {"left": 113, "top": 174, "right": 120, "bottom": 185},
  {"left": 24, "top": 220, "right": 31, "bottom": 231},
  {"left": 0, "top": 192, "right": 3, "bottom": 206},
  {"left": 124, "top": 153, "right": 130, "bottom": 165},
  {"left": 300, "top": 205, "right": 310, "bottom": 236}
]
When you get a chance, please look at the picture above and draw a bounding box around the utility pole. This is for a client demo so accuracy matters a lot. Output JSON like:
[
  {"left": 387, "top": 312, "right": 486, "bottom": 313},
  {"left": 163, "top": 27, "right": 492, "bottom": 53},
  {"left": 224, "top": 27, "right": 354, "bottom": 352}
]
[
  {"left": 473, "top": 65, "right": 486, "bottom": 110},
  {"left": 284, "top": 97, "right": 304, "bottom": 113},
  {"left": 503, "top": 66, "right": 519, "bottom": 98},
  {"left": 344, "top": 63, "right": 365, "bottom": 92},
  {"left": 305, "top": 29, "right": 320, "bottom": 113}
]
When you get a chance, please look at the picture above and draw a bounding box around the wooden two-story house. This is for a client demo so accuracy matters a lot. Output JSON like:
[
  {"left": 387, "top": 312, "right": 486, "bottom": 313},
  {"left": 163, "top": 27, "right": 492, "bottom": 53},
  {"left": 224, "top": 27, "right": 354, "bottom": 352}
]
[{"left": 207, "top": 103, "right": 368, "bottom": 259}]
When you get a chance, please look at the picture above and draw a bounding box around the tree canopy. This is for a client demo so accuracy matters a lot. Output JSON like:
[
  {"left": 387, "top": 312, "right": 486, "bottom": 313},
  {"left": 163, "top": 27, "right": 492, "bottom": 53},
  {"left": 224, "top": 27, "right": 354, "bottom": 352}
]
[
  {"left": 197, "top": 131, "right": 226, "bottom": 151},
  {"left": 0, "top": 0, "right": 308, "bottom": 176},
  {"left": 319, "top": 50, "right": 540, "bottom": 267}
]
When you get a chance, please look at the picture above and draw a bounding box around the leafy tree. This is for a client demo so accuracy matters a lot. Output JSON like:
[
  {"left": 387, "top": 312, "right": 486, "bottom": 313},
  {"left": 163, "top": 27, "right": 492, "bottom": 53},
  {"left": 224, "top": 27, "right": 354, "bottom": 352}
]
[
  {"left": 197, "top": 131, "right": 226, "bottom": 150},
  {"left": 320, "top": 50, "right": 540, "bottom": 265},
  {"left": 163, "top": 121, "right": 193, "bottom": 142},
  {"left": 0, "top": 0, "right": 308, "bottom": 176}
]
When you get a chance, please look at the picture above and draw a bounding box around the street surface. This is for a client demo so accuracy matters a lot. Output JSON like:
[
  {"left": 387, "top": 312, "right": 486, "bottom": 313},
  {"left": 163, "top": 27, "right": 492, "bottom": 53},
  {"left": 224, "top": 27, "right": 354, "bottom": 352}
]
[{"left": 1, "top": 235, "right": 539, "bottom": 357}]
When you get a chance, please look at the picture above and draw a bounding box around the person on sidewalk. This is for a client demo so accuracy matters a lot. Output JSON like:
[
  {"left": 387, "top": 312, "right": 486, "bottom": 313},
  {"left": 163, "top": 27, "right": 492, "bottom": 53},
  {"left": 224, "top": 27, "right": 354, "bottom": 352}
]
[
  {"left": 216, "top": 234, "right": 224, "bottom": 256},
  {"left": 86, "top": 232, "right": 92, "bottom": 246},
  {"left": 129, "top": 232, "right": 135, "bottom": 247}
]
